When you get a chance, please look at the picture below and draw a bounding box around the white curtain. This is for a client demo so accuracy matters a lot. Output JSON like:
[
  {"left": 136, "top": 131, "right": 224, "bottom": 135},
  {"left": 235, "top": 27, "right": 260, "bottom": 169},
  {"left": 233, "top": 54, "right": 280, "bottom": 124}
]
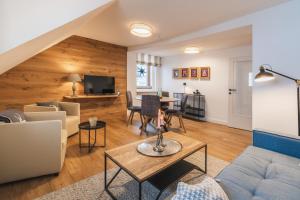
[{"left": 136, "top": 53, "right": 161, "bottom": 67}]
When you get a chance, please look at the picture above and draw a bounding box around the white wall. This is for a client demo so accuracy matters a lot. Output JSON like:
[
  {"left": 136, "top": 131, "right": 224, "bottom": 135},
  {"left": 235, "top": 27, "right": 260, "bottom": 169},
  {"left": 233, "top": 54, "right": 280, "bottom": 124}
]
[
  {"left": 251, "top": 0, "right": 300, "bottom": 135},
  {"left": 0, "top": 0, "right": 112, "bottom": 54},
  {"left": 161, "top": 46, "right": 252, "bottom": 124},
  {"left": 132, "top": 0, "right": 300, "bottom": 136}
]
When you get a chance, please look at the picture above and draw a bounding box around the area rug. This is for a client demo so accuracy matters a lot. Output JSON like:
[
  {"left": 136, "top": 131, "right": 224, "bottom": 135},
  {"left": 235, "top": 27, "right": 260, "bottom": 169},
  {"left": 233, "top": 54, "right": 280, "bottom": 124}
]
[{"left": 36, "top": 152, "right": 229, "bottom": 200}]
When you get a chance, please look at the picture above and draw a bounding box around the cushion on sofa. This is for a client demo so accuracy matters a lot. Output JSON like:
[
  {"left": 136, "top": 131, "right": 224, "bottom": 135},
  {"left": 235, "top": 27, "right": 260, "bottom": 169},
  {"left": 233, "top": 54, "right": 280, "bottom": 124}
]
[
  {"left": 36, "top": 102, "right": 60, "bottom": 111},
  {"left": 172, "top": 177, "right": 229, "bottom": 200},
  {"left": 216, "top": 146, "right": 300, "bottom": 200},
  {"left": 0, "top": 110, "right": 26, "bottom": 123}
]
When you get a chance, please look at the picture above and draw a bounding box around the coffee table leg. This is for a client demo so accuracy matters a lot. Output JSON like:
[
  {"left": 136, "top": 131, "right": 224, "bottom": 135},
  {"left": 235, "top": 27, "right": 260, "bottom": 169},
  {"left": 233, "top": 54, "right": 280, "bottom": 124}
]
[
  {"left": 79, "top": 129, "right": 81, "bottom": 149},
  {"left": 104, "top": 126, "right": 106, "bottom": 147},
  {"left": 205, "top": 144, "right": 207, "bottom": 174},
  {"left": 139, "top": 182, "right": 142, "bottom": 200},
  {"left": 88, "top": 129, "right": 91, "bottom": 152},
  {"left": 104, "top": 154, "right": 107, "bottom": 188}
]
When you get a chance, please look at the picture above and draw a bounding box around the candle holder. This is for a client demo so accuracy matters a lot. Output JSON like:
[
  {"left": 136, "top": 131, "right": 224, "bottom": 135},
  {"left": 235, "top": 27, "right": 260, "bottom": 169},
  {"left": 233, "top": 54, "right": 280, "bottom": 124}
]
[{"left": 153, "top": 128, "right": 166, "bottom": 152}]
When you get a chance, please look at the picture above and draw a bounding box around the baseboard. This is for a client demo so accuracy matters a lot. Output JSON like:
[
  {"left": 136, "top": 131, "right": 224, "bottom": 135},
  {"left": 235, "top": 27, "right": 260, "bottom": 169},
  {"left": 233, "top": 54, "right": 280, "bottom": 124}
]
[{"left": 205, "top": 117, "right": 228, "bottom": 126}]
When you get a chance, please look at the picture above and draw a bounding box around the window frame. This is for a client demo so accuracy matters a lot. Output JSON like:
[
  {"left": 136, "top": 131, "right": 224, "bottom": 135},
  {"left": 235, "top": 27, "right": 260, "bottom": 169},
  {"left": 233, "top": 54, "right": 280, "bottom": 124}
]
[{"left": 136, "top": 64, "right": 152, "bottom": 89}]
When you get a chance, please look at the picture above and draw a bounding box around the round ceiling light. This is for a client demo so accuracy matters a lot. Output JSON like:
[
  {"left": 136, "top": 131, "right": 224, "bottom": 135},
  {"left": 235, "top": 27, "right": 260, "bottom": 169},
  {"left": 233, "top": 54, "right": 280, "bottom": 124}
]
[
  {"left": 184, "top": 47, "right": 200, "bottom": 54},
  {"left": 130, "top": 23, "right": 152, "bottom": 38}
]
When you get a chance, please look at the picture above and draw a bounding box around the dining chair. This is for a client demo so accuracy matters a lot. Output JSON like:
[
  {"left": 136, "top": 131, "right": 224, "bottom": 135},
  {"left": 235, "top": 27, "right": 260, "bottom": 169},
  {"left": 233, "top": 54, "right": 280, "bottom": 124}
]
[
  {"left": 161, "top": 91, "right": 170, "bottom": 111},
  {"left": 126, "top": 91, "right": 142, "bottom": 126},
  {"left": 165, "top": 94, "right": 188, "bottom": 133},
  {"left": 140, "top": 95, "right": 161, "bottom": 135}
]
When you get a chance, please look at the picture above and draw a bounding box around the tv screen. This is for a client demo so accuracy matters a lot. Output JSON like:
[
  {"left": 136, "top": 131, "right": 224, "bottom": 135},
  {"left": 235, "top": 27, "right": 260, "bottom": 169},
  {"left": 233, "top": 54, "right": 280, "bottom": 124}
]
[{"left": 84, "top": 75, "right": 115, "bottom": 95}]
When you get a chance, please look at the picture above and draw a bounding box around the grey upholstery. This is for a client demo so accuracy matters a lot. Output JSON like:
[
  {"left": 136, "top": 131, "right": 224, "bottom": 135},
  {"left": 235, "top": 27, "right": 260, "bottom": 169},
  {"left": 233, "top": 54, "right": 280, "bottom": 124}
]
[
  {"left": 126, "top": 91, "right": 141, "bottom": 126},
  {"left": 216, "top": 146, "right": 300, "bottom": 200},
  {"left": 126, "top": 91, "right": 133, "bottom": 108},
  {"left": 141, "top": 95, "right": 161, "bottom": 118},
  {"left": 165, "top": 95, "right": 188, "bottom": 132}
]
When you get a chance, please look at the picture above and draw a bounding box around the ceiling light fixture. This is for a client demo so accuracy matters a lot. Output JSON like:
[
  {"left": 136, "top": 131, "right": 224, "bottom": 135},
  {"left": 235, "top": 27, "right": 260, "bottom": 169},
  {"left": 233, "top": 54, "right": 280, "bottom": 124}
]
[
  {"left": 184, "top": 47, "right": 200, "bottom": 54},
  {"left": 130, "top": 23, "right": 152, "bottom": 38}
]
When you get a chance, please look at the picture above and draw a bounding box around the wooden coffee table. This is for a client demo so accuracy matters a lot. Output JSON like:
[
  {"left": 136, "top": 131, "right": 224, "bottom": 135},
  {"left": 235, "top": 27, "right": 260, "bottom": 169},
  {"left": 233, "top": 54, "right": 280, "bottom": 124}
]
[{"left": 104, "top": 132, "right": 207, "bottom": 200}]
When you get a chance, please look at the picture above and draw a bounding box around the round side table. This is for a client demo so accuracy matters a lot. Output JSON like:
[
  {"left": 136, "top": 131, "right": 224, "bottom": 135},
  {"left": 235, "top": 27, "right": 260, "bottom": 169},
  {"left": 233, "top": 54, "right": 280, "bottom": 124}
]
[{"left": 79, "top": 121, "right": 106, "bottom": 152}]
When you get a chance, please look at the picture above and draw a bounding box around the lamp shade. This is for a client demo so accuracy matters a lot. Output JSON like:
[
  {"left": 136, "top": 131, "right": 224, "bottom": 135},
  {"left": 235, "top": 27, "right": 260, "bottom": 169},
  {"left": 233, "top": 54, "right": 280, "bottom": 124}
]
[
  {"left": 254, "top": 66, "right": 275, "bottom": 82},
  {"left": 68, "top": 74, "right": 81, "bottom": 82}
]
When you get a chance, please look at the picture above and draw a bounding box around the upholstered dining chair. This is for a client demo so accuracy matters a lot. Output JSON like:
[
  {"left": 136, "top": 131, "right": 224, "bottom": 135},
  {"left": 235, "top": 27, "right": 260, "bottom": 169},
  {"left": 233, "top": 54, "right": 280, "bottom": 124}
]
[
  {"left": 126, "top": 91, "right": 142, "bottom": 126},
  {"left": 140, "top": 95, "right": 161, "bottom": 135},
  {"left": 165, "top": 94, "right": 188, "bottom": 133},
  {"left": 161, "top": 91, "right": 170, "bottom": 111}
]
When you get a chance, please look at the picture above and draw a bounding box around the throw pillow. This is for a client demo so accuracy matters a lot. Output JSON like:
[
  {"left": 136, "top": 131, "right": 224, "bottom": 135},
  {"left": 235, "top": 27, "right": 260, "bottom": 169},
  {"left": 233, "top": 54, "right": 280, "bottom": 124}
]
[
  {"left": 0, "top": 110, "right": 26, "bottom": 123},
  {"left": 172, "top": 177, "right": 229, "bottom": 200},
  {"left": 36, "top": 101, "right": 59, "bottom": 107},
  {"left": 0, "top": 115, "right": 11, "bottom": 123}
]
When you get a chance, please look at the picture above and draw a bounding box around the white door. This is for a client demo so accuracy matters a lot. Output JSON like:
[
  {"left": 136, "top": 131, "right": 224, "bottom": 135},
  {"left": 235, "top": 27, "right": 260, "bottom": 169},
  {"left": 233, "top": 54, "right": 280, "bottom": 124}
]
[{"left": 228, "top": 58, "right": 252, "bottom": 131}]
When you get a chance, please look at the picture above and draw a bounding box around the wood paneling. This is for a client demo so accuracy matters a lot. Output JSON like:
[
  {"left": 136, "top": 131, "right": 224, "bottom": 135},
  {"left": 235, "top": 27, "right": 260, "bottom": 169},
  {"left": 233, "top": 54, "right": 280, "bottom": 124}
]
[{"left": 0, "top": 35, "right": 128, "bottom": 121}]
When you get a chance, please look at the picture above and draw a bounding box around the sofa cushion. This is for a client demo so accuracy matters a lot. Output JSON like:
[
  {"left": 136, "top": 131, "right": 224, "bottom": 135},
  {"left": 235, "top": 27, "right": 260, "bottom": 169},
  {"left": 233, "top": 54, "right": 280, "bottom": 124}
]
[
  {"left": 66, "top": 115, "right": 80, "bottom": 136},
  {"left": 36, "top": 102, "right": 60, "bottom": 111},
  {"left": 216, "top": 146, "right": 300, "bottom": 200}
]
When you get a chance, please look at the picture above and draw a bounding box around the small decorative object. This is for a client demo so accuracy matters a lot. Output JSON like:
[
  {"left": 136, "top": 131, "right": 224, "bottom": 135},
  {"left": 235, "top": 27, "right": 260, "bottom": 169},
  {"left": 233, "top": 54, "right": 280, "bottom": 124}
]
[
  {"left": 173, "top": 68, "right": 181, "bottom": 79},
  {"left": 200, "top": 67, "right": 210, "bottom": 80},
  {"left": 193, "top": 89, "right": 201, "bottom": 95},
  {"left": 116, "top": 89, "right": 120, "bottom": 96},
  {"left": 190, "top": 67, "right": 199, "bottom": 79},
  {"left": 68, "top": 73, "right": 81, "bottom": 97},
  {"left": 153, "top": 109, "right": 166, "bottom": 152},
  {"left": 88, "top": 117, "right": 98, "bottom": 127},
  {"left": 136, "top": 109, "right": 182, "bottom": 157},
  {"left": 181, "top": 68, "right": 189, "bottom": 78}
]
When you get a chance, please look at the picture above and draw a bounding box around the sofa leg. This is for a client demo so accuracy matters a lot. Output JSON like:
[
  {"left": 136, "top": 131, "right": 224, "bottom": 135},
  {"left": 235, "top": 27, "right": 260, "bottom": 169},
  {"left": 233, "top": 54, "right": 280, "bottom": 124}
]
[{"left": 54, "top": 172, "right": 60, "bottom": 176}]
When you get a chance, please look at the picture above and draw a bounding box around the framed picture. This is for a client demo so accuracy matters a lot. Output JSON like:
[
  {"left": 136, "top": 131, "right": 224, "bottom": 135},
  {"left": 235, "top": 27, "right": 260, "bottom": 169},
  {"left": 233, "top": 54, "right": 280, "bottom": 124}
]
[
  {"left": 200, "top": 67, "right": 210, "bottom": 80},
  {"left": 181, "top": 68, "right": 189, "bottom": 78},
  {"left": 173, "top": 68, "right": 181, "bottom": 79},
  {"left": 190, "top": 67, "right": 199, "bottom": 79}
]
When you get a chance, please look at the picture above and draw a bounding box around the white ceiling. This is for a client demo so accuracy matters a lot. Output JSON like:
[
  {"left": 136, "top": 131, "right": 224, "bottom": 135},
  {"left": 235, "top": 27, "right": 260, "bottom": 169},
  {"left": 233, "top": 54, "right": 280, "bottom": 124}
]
[
  {"left": 140, "top": 26, "right": 252, "bottom": 56},
  {"left": 77, "top": 0, "right": 288, "bottom": 48}
]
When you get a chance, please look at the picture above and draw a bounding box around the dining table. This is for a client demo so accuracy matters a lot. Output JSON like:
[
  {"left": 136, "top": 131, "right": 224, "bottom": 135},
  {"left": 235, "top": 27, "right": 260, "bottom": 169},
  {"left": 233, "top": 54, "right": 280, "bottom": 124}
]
[{"left": 135, "top": 95, "right": 180, "bottom": 103}]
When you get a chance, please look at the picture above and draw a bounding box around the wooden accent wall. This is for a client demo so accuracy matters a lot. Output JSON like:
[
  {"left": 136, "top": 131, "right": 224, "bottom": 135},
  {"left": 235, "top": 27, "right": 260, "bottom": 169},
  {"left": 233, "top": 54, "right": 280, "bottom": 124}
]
[{"left": 0, "top": 35, "right": 127, "bottom": 122}]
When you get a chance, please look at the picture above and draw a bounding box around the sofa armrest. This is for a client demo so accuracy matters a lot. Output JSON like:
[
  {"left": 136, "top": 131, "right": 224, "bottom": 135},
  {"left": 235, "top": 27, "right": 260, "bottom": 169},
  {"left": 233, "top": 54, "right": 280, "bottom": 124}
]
[
  {"left": 253, "top": 129, "right": 300, "bottom": 159},
  {"left": 0, "top": 121, "right": 63, "bottom": 183},
  {"left": 24, "top": 104, "right": 57, "bottom": 112},
  {"left": 59, "top": 102, "right": 80, "bottom": 116},
  {"left": 25, "top": 111, "right": 66, "bottom": 129}
]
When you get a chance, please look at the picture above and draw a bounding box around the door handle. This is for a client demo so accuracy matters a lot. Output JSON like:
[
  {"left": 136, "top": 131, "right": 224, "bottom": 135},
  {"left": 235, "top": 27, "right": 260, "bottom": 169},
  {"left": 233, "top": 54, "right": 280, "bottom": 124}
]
[{"left": 229, "top": 89, "right": 237, "bottom": 92}]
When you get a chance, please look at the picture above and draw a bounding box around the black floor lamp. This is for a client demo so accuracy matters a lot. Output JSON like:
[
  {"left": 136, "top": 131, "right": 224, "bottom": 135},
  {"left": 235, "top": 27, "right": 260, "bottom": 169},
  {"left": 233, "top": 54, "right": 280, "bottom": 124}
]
[{"left": 254, "top": 64, "right": 300, "bottom": 136}]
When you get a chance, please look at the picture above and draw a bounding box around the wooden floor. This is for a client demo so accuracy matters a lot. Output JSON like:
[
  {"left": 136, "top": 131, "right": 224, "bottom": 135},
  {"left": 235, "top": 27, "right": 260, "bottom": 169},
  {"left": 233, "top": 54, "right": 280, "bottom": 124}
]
[{"left": 0, "top": 116, "right": 251, "bottom": 200}]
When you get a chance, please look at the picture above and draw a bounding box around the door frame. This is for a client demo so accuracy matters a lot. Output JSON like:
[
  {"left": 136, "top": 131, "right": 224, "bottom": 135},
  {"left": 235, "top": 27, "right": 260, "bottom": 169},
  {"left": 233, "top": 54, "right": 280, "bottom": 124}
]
[{"left": 228, "top": 56, "right": 252, "bottom": 130}]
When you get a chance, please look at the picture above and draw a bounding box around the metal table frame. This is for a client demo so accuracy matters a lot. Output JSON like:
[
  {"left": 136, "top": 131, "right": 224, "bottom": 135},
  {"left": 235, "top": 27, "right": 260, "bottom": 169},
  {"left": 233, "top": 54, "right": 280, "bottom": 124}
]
[
  {"left": 104, "top": 144, "right": 207, "bottom": 200},
  {"left": 79, "top": 121, "right": 106, "bottom": 152}
]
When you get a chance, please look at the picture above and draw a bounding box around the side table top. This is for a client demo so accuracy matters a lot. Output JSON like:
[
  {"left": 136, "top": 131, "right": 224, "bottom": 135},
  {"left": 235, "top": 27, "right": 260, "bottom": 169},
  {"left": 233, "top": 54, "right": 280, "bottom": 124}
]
[
  {"left": 105, "top": 132, "right": 206, "bottom": 182},
  {"left": 79, "top": 121, "right": 106, "bottom": 130}
]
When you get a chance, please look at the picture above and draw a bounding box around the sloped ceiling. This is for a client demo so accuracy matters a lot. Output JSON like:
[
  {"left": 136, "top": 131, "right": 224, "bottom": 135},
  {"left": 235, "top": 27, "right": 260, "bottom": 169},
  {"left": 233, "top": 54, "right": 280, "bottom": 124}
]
[
  {"left": 0, "top": 0, "right": 290, "bottom": 74},
  {"left": 77, "top": 0, "right": 289, "bottom": 47},
  {"left": 0, "top": 0, "right": 113, "bottom": 74}
]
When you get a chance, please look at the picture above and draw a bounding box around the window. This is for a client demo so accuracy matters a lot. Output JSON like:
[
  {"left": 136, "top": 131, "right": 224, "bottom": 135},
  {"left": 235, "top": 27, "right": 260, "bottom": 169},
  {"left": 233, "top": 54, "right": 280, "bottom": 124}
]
[{"left": 136, "top": 64, "right": 152, "bottom": 89}]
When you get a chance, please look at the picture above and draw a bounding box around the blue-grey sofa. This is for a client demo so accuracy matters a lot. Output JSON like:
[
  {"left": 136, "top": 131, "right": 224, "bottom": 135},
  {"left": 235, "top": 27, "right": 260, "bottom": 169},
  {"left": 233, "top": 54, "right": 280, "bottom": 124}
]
[{"left": 216, "top": 130, "right": 300, "bottom": 200}]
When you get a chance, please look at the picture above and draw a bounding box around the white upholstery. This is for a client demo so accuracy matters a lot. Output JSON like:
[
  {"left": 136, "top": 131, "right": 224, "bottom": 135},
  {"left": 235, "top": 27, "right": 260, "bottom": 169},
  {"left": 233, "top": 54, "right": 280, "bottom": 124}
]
[
  {"left": 0, "top": 111, "right": 67, "bottom": 184},
  {"left": 24, "top": 102, "right": 80, "bottom": 137}
]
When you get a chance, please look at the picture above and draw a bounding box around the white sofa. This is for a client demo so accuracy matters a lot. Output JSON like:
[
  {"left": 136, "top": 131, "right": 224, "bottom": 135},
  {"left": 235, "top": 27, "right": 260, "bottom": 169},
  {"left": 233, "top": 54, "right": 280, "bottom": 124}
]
[
  {"left": 0, "top": 111, "right": 67, "bottom": 184},
  {"left": 24, "top": 102, "right": 80, "bottom": 137}
]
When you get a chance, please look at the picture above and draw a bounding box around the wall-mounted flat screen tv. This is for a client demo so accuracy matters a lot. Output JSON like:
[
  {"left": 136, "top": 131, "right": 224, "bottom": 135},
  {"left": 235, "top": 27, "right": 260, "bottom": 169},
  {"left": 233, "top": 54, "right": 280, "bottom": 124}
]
[{"left": 84, "top": 75, "right": 115, "bottom": 95}]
